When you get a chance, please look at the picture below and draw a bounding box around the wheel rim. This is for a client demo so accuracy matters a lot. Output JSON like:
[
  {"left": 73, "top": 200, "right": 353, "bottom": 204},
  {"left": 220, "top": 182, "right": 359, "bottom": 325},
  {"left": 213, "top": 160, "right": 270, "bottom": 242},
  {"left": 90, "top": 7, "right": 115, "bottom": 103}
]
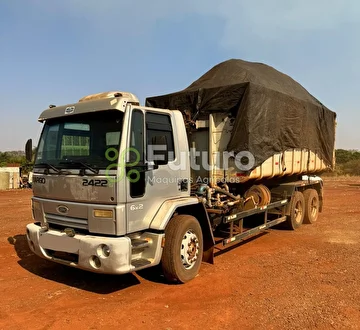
[
  {"left": 310, "top": 197, "right": 318, "bottom": 218},
  {"left": 180, "top": 230, "right": 200, "bottom": 270},
  {"left": 294, "top": 200, "right": 303, "bottom": 223}
]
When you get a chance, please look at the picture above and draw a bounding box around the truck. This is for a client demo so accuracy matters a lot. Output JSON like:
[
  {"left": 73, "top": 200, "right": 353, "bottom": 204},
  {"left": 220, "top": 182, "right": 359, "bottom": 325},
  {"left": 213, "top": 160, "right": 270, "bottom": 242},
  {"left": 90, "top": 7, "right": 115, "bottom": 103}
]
[{"left": 25, "top": 59, "right": 337, "bottom": 283}]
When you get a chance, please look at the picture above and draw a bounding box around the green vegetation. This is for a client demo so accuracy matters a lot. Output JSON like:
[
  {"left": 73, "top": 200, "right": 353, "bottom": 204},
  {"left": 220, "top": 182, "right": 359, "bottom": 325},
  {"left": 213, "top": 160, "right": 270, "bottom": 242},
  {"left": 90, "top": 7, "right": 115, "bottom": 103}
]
[
  {"left": 335, "top": 149, "right": 360, "bottom": 164},
  {"left": 331, "top": 149, "right": 360, "bottom": 176},
  {"left": 0, "top": 150, "right": 35, "bottom": 173},
  {"left": 0, "top": 151, "right": 25, "bottom": 167}
]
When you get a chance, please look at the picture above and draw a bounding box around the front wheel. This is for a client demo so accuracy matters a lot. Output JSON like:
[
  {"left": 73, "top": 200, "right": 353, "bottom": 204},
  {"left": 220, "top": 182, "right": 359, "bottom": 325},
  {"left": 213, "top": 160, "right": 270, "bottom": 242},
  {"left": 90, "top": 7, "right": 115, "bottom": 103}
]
[{"left": 161, "top": 215, "right": 203, "bottom": 283}]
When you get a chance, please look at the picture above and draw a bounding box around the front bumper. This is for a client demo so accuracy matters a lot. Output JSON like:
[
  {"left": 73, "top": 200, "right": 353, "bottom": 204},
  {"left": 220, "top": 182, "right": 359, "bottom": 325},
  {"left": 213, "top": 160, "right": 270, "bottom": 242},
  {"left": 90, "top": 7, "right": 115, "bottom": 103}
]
[{"left": 26, "top": 223, "right": 133, "bottom": 274}]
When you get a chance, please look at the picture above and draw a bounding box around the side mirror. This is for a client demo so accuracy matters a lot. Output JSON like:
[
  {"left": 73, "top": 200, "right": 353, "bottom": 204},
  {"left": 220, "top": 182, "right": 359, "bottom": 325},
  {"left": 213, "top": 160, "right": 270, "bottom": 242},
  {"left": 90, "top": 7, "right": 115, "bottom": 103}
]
[
  {"left": 25, "top": 139, "right": 33, "bottom": 162},
  {"left": 151, "top": 135, "right": 169, "bottom": 166}
]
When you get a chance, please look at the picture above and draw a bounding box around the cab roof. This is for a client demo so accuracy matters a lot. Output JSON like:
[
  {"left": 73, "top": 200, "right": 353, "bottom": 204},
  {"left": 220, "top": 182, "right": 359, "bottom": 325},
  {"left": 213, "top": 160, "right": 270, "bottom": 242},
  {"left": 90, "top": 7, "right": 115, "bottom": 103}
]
[{"left": 38, "top": 91, "right": 139, "bottom": 122}]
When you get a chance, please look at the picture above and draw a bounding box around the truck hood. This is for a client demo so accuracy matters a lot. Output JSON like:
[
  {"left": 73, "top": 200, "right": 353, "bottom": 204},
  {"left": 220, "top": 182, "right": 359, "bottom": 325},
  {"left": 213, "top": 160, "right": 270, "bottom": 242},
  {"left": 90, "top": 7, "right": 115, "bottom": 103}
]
[{"left": 32, "top": 173, "right": 117, "bottom": 204}]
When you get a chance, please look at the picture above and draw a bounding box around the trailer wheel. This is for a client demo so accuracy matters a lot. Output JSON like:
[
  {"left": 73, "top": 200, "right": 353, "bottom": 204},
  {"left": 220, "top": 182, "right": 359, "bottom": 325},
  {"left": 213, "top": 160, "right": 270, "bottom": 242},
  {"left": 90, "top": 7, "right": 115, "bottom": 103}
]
[
  {"left": 161, "top": 215, "right": 203, "bottom": 283},
  {"left": 285, "top": 191, "right": 305, "bottom": 230},
  {"left": 303, "top": 189, "right": 319, "bottom": 224}
]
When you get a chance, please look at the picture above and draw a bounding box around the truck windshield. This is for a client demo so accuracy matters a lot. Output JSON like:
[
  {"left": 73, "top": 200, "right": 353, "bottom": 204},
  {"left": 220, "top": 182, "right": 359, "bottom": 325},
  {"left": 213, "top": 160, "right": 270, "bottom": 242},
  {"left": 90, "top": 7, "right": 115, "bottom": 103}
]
[{"left": 35, "top": 110, "right": 124, "bottom": 170}]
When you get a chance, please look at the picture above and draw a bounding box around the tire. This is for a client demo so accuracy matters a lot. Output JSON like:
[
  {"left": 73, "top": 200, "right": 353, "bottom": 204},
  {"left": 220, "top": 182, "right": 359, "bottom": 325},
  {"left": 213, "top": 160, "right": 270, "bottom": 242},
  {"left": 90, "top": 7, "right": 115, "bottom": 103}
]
[
  {"left": 161, "top": 215, "right": 203, "bottom": 283},
  {"left": 285, "top": 191, "right": 305, "bottom": 230},
  {"left": 303, "top": 189, "right": 319, "bottom": 224}
]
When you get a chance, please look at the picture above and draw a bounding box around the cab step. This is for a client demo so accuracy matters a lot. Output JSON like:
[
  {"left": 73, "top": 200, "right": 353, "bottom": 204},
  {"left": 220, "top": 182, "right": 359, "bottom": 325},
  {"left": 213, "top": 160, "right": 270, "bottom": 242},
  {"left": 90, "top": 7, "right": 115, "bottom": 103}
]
[{"left": 131, "top": 258, "right": 151, "bottom": 268}]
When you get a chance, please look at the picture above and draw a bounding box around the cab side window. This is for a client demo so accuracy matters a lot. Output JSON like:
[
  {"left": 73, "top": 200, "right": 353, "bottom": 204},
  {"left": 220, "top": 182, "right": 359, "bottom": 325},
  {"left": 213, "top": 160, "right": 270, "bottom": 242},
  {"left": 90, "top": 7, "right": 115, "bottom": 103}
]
[
  {"left": 130, "top": 110, "right": 144, "bottom": 163},
  {"left": 146, "top": 113, "right": 175, "bottom": 162}
]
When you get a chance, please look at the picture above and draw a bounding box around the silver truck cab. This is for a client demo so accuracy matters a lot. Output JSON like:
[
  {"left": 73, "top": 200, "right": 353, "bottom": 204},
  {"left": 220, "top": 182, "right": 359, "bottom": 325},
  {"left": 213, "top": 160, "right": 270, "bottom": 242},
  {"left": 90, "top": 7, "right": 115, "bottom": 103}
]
[{"left": 26, "top": 91, "right": 205, "bottom": 277}]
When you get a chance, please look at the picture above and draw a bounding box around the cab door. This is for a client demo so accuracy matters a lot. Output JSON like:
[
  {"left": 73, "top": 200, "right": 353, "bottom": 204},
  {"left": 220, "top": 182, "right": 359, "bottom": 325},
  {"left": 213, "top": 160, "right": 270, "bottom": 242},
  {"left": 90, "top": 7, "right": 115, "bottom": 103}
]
[{"left": 125, "top": 108, "right": 185, "bottom": 233}]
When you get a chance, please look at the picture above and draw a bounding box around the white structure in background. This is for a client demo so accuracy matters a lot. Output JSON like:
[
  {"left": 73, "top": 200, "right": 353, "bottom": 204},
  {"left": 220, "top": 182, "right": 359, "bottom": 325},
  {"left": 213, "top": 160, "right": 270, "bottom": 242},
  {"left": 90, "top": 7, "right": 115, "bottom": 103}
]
[
  {"left": 0, "top": 164, "right": 20, "bottom": 190},
  {"left": 28, "top": 171, "right": 33, "bottom": 184}
]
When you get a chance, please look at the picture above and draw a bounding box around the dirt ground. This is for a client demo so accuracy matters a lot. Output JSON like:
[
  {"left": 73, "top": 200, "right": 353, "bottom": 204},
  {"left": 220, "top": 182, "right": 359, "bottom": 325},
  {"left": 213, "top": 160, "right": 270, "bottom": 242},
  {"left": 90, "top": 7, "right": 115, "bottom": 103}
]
[{"left": 1, "top": 179, "right": 360, "bottom": 330}]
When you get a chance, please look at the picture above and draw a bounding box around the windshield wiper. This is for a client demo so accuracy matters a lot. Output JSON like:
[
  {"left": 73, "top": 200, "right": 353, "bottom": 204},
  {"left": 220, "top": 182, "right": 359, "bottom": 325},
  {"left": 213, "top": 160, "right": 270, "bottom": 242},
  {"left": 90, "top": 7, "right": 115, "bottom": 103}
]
[
  {"left": 36, "top": 162, "right": 61, "bottom": 173},
  {"left": 36, "top": 162, "right": 72, "bottom": 175},
  {"left": 59, "top": 160, "right": 99, "bottom": 174}
]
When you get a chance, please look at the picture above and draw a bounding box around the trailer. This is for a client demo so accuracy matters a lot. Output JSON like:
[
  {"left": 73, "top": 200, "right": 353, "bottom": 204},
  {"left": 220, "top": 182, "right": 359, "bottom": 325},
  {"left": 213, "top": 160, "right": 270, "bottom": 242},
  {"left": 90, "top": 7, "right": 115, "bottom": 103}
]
[{"left": 25, "top": 59, "right": 336, "bottom": 283}]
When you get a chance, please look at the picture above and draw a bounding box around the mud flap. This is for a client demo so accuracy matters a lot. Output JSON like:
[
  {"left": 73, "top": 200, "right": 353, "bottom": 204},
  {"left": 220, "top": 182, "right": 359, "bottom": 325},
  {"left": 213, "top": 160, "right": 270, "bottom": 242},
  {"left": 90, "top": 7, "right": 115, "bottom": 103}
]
[{"left": 202, "top": 246, "right": 214, "bottom": 264}]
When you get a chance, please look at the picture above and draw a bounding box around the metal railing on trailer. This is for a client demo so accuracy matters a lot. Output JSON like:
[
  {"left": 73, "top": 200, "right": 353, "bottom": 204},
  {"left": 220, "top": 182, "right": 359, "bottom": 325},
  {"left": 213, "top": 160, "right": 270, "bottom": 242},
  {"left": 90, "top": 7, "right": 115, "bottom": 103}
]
[{"left": 222, "top": 199, "right": 289, "bottom": 246}]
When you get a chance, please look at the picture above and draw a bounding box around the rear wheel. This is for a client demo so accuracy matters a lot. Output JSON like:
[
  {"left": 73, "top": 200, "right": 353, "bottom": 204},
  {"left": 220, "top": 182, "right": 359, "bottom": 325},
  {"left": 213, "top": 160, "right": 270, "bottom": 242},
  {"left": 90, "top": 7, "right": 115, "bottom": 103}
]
[
  {"left": 285, "top": 191, "right": 305, "bottom": 230},
  {"left": 303, "top": 189, "right": 319, "bottom": 224},
  {"left": 161, "top": 215, "right": 203, "bottom": 283}
]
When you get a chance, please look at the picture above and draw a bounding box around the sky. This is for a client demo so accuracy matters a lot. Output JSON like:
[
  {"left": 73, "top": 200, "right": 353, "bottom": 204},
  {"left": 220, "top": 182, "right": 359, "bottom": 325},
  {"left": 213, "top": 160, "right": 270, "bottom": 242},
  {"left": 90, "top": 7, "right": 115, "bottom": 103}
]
[{"left": 0, "top": 0, "right": 359, "bottom": 151}]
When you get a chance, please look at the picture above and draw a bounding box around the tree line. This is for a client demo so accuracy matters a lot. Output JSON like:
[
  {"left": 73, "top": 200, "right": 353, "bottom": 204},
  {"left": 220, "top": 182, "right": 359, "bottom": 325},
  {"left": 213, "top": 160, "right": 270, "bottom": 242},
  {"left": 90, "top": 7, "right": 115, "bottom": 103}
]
[
  {"left": 334, "top": 149, "right": 360, "bottom": 164},
  {"left": 0, "top": 151, "right": 26, "bottom": 167},
  {"left": 0, "top": 150, "right": 34, "bottom": 173},
  {"left": 333, "top": 149, "right": 360, "bottom": 176}
]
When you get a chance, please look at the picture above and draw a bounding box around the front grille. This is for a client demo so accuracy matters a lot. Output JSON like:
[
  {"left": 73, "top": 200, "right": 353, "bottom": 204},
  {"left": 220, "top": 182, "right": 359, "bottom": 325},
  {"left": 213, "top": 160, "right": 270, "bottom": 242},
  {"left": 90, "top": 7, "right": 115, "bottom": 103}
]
[{"left": 45, "top": 213, "right": 88, "bottom": 230}]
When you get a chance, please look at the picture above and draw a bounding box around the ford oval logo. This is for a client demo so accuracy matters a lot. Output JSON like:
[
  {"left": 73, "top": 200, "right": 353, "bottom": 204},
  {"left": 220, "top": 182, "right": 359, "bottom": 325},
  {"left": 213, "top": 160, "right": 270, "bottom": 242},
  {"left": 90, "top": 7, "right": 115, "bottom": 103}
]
[
  {"left": 65, "top": 106, "right": 75, "bottom": 114},
  {"left": 57, "top": 205, "right": 69, "bottom": 214}
]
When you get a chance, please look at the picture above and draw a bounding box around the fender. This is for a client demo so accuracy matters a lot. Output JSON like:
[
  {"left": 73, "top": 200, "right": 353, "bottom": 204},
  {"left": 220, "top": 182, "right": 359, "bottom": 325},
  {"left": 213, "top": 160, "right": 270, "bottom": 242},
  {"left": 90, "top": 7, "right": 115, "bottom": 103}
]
[
  {"left": 150, "top": 197, "right": 199, "bottom": 230},
  {"left": 150, "top": 197, "right": 215, "bottom": 264}
]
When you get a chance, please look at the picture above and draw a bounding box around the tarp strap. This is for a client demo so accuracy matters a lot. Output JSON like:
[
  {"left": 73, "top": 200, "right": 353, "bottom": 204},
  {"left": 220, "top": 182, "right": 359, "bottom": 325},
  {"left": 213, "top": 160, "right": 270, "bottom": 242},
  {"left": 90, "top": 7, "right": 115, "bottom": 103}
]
[
  {"left": 281, "top": 152, "right": 286, "bottom": 172},
  {"left": 191, "top": 88, "right": 204, "bottom": 122},
  {"left": 307, "top": 149, "right": 311, "bottom": 172}
]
